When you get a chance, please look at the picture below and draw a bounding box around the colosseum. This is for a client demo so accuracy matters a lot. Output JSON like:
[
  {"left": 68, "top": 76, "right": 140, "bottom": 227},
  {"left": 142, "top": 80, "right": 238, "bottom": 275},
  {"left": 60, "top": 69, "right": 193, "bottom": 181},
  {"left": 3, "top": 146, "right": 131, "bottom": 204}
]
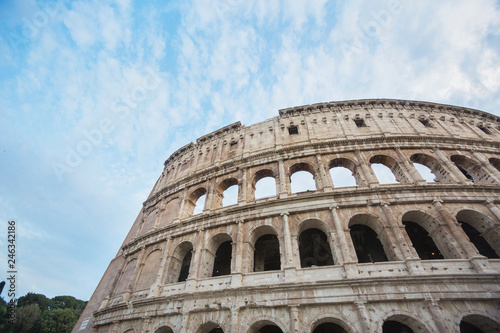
[{"left": 73, "top": 99, "right": 500, "bottom": 333}]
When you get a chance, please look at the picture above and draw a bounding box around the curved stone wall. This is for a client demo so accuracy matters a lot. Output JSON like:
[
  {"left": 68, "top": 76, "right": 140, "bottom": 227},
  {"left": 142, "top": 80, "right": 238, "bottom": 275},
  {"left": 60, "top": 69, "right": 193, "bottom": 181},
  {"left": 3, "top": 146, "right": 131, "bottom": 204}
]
[{"left": 73, "top": 99, "right": 500, "bottom": 333}]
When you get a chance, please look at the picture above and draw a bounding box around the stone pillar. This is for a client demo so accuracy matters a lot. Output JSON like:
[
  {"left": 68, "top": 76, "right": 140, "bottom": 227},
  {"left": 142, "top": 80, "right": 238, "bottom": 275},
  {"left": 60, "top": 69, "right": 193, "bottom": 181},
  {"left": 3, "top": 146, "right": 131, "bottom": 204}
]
[
  {"left": 379, "top": 203, "right": 406, "bottom": 261},
  {"left": 232, "top": 220, "right": 245, "bottom": 287},
  {"left": 186, "top": 229, "right": 205, "bottom": 290},
  {"left": 290, "top": 306, "right": 300, "bottom": 333},
  {"left": 425, "top": 297, "right": 453, "bottom": 333},
  {"left": 238, "top": 167, "right": 248, "bottom": 205},
  {"left": 329, "top": 206, "right": 351, "bottom": 264},
  {"left": 282, "top": 212, "right": 295, "bottom": 269},
  {"left": 471, "top": 151, "right": 500, "bottom": 183},
  {"left": 204, "top": 178, "right": 217, "bottom": 211},
  {"left": 130, "top": 246, "right": 147, "bottom": 290},
  {"left": 355, "top": 149, "right": 379, "bottom": 186},
  {"left": 354, "top": 301, "right": 372, "bottom": 333},
  {"left": 230, "top": 307, "right": 240, "bottom": 332},
  {"left": 395, "top": 148, "right": 426, "bottom": 184},
  {"left": 484, "top": 200, "right": 500, "bottom": 222},
  {"left": 277, "top": 159, "right": 289, "bottom": 198},
  {"left": 434, "top": 149, "right": 471, "bottom": 184},
  {"left": 316, "top": 154, "right": 333, "bottom": 191},
  {"left": 151, "top": 238, "right": 171, "bottom": 297}
]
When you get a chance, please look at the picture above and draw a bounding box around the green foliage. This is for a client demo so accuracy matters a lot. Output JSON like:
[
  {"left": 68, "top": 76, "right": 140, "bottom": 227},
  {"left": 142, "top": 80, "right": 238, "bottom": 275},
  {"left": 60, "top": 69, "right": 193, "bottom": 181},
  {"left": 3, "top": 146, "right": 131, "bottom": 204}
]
[
  {"left": 14, "top": 304, "right": 41, "bottom": 333},
  {"left": 0, "top": 292, "right": 87, "bottom": 333},
  {"left": 40, "top": 308, "right": 77, "bottom": 333},
  {"left": 17, "top": 293, "right": 50, "bottom": 312}
]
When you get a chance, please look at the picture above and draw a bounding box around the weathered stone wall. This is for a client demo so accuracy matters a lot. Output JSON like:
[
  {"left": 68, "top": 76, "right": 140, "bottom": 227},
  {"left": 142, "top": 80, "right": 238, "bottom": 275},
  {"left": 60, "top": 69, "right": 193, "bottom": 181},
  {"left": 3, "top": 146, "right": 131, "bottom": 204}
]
[{"left": 73, "top": 99, "right": 500, "bottom": 333}]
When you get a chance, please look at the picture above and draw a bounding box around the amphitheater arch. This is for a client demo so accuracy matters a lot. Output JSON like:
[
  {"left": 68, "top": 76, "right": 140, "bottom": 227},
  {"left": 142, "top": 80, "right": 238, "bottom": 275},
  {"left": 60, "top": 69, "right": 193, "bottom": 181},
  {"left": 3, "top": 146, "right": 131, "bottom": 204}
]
[
  {"left": 135, "top": 249, "right": 162, "bottom": 290},
  {"left": 154, "top": 326, "right": 174, "bottom": 333},
  {"left": 164, "top": 241, "right": 193, "bottom": 283},
  {"left": 215, "top": 177, "right": 239, "bottom": 208},
  {"left": 289, "top": 162, "right": 318, "bottom": 192},
  {"left": 185, "top": 186, "right": 207, "bottom": 216},
  {"left": 247, "top": 319, "right": 286, "bottom": 333},
  {"left": 456, "top": 210, "right": 499, "bottom": 258},
  {"left": 451, "top": 155, "right": 494, "bottom": 183},
  {"left": 298, "top": 225, "right": 335, "bottom": 267},
  {"left": 410, "top": 153, "right": 450, "bottom": 183},
  {"left": 196, "top": 321, "right": 225, "bottom": 333},
  {"left": 379, "top": 311, "right": 432, "bottom": 333},
  {"left": 459, "top": 313, "right": 500, "bottom": 333},
  {"left": 489, "top": 157, "right": 500, "bottom": 172},
  {"left": 329, "top": 157, "right": 360, "bottom": 187},
  {"left": 349, "top": 214, "right": 389, "bottom": 263},
  {"left": 311, "top": 316, "right": 352, "bottom": 333},
  {"left": 402, "top": 211, "right": 451, "bottom": 259},
  {"left": 252, "top": 168, "right": 278, "bottom": 200},
  {"left": 114, "top": 258, "right": 137, "bottom": 295},
  {"left": 200, "top": 233, "right": 233, "bottom": 278},
  {"left": 370, "top": 154, "right": 410, "bottom": 184}
]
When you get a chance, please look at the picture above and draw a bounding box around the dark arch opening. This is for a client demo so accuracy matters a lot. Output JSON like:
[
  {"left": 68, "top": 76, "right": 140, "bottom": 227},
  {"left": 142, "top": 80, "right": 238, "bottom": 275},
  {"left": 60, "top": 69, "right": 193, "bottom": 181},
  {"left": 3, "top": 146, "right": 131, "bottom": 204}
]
[
  {"left": 208, "top": 329, "right": 224, "bottom": 333},
  {"left": 403, "top": 221, "right": 443, "bottom": 260},
  {"left": 460, "top": 321, "right": 484, "bottom": 333},
  {"left": 350, "top": 224, "right": 388, "bottom": 263},
  {"left": 299, "top": 228, "right": 334, "bottom": 267},
  {"left": 254, "top": 234, "right": 281, "bottom": 272},
  {"left": 155, "top": 327, "right": 174, "bottom": 333},
  {"left": 178, "top": 250, "right": 192, "bottom": 282},
  {"left": 212, "top": 241, "right": 232, "bottom": 276},
  {"left": 489, "top": 157, "right": 500, "bottom": 172},
  {"left": 460, "top": 222, "right": 499, "bottom": 258},
  {"left": 383, "top": 321, "right": 414, "bottom": 333},
  {"left": 313, "top": 322, "right": 348, "bottom": 333},
  {"left": 258, "top": 325, "right": 283, "bottom": 333}
]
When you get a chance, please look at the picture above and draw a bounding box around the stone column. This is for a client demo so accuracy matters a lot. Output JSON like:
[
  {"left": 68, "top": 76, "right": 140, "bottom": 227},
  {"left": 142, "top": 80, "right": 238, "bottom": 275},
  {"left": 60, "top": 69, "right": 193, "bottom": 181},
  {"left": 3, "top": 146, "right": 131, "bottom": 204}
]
[
  {"left": 204, "top": 178, "right": 217, "bottom": 211},
  {"left": 329, "top": 206, "right": 350, "bottom": 264},
  {"left": 354, "top": 301, "right": 372, "bottom": 333},
  {"left": 434, "top": 149, "right": 471, "bottom": 184},
  {"left": 231, "top": 220, "right": 245, "bottom": 287},
  {"left": 289, "top": 306, "right": 300, "bottom": 333},
  {"left": 130, "top": 246, "right": 147, "bottom": 291},
  {"left": 282, "top": 212, "right": 295, "bottom": 269},
  {"left": 238, "top": 167, "right": 248, "bottom": 205},
  {"left": 395, "top": 148, "right": 426, "bottom": 184},
  {"left": 230, "top": 307, "right": 240, "bottom": 332},
  {"left": 355, "top": 149, "right": 379, "bottom": 186},
  {"left": 151, "top": 238, "right": 171, "bottom": 297},
  {"left": 425, "top": 297, "right": 453, "bottom": 333},
  {"left": 484, "top": 200, "right": 500, "bottom": 222},
  {"left": 316, "top": 154, "right": 333, "bottom": 191},
  {"left": 379, "top": 203, "right": 405, "bottom": 261},
  {"left": 471, "top": 151, "right": 500, "bottom": 183},
  {"left": 186, "top": 229, "right": 205, "bottom": 290},
  {"left": 277, "top": 159, "right": 289, "bottom": 198}
]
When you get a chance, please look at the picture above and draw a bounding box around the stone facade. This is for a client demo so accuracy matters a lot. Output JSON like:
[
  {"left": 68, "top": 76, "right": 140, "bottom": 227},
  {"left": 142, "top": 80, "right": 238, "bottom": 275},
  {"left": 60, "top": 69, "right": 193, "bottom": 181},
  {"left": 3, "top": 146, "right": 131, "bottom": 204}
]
[{"left": 73, "top": 99, "right": 500, "bottom": 333}]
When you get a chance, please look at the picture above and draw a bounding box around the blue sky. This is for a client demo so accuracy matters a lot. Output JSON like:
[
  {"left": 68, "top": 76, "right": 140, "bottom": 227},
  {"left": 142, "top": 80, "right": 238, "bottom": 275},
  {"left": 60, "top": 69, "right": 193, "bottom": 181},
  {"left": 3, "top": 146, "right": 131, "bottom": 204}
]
[{"left": 0, "top": 0, "right": 499, "bottom": 301}]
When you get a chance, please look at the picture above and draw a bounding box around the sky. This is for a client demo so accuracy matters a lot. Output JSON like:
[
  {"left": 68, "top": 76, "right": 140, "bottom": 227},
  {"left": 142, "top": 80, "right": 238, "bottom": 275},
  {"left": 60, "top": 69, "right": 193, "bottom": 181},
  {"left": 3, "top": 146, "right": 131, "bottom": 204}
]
[{"left": 0, "top": 0, "right": 500, "bottom": 301}]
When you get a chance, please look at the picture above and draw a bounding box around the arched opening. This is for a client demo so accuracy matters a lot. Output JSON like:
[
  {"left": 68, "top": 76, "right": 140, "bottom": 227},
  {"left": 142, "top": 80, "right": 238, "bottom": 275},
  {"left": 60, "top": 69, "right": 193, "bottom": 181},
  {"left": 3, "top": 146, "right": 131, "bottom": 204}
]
[
  {"left": 186, "top": 187, "right": 207, "bottom": 216},
  {"left": 215, "top": 178, "right": 239, "bottom": 208},
  {"left": 197, "top": 322, "right": 224, "bottom": 333},
  {"left": 223, "top": 185, "right": 238, "bottom": 206},
  {"left": 165, "top": 241, "right": 194, "bottom": 284},
  {"left": 114, "top": 259, "right": 137, "bottom": 295},
  {"left": 313, "top": 322, "right": 348, "bottom": 333},
  {"left": 254, "top": 234, "right": 281, "bottom": 272},
  {"left": 413, "top": 163, "right": 437, "bottom": 182},
  {"left": 255, "top": 177, "right": 277, "bottom": 199},
  {"left": 136, "top": 250, "right": 162, "bottom": 290},
  {"left": 329, "top": 158, "right": 358, "bottom": 187},
  {"left": 212, "top": 241, "right": 233, "bottom": 276},
  {"left": 254, "top": 325, "right": 283, "bottom": 333},
  {"left": 193, "top": 194, "right": 206, "bottom": 215},
  {"left": 290, "top": 163, "right": 317, "bottom": 193},
  {"left": 460, "top": 314, "right": 500, "bottom": 333},
  {"left": 178, "top": 250, "right": 192, "bottom": 282},
  {"left": 457, "top": 209, "right": 500, "bottom": 258},
  {"left": 460, "top": 222, "right": 499, "bottom": 258},
  {"left": 155, "top": 326, "right": 174, "bottom": 333},
  {"left": 299, "top": 228, "right": 334, "bottom": 267},
  {"left": 370, "top": 155, "right": 410, "bottom": 184},
  {"left": 349, "top": 224, "right": 388, "bottom": 263},
  {"left": 489, "top": 157, "right": 500, "bottom": 172},
  {"left": 403, "top": 221, "right": 443, "bottom": 260},
  {"left": 411, "top": 153, "right": 451, "bottom": 182},
  {"left": 451, "top": 155, "right": 494, "bottom": 183},
  {"left": 383, "top": 321, "right": 414, "bottom": 333}
]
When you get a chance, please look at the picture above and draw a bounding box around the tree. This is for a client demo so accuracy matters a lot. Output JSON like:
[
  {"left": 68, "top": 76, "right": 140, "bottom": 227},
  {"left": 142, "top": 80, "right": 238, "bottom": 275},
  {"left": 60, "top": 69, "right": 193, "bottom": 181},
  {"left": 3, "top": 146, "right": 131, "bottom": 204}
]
[
  {"left": 14, "top": 304, "right": 41, "bottom": 333},
  {"left": 0, "top": 297, "right": 13, "bottom": 333},
  {"left": 40, "top": 308, "right": 77, "bottom": 333},
  {"left": 17, "top": 293, "right": 50, "bottom": 312}
]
